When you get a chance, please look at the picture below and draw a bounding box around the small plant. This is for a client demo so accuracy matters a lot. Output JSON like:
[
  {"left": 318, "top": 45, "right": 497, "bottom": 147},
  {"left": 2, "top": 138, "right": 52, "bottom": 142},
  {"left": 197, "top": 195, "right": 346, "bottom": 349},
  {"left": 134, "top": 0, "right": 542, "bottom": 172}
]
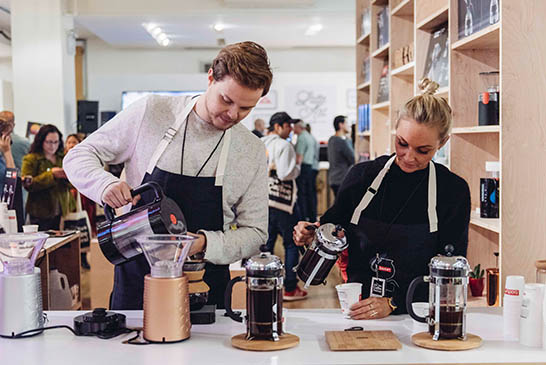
[{"left": 469, "top": 264, "right": 485, "bottom": 279}]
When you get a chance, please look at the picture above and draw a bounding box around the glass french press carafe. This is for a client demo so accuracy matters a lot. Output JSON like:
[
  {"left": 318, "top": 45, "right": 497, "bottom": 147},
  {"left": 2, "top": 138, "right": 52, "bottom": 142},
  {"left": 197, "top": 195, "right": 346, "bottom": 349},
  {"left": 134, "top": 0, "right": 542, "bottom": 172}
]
[
  {"left": 224, "top": 246, "right": 284, "bottom": 341},
  {"left": 406, "top": 245, "right": 470, "bottom": 340}
]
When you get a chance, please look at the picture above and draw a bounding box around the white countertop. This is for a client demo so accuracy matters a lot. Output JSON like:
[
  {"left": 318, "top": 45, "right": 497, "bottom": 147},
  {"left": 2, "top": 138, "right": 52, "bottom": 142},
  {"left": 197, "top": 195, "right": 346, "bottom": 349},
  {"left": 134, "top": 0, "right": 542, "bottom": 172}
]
[{"left": 1, "top": 307, "right": 544, "bottom": 365}]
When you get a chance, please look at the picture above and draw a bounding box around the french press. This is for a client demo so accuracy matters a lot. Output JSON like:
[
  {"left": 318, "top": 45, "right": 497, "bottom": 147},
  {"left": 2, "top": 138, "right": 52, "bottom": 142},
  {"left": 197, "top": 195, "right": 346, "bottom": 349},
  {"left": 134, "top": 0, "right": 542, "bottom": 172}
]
[
  {"left": 296, "top": 223, "right": 347, "bottom": 288},
  {"left": 224, "top": 245, "right": 284, "bottom": 341},
  {"left": 97, "top": 182, "right": 186, "bottom": 265},
  {"left": 406, "top": 245, "right": 470, "bottom": 340}
]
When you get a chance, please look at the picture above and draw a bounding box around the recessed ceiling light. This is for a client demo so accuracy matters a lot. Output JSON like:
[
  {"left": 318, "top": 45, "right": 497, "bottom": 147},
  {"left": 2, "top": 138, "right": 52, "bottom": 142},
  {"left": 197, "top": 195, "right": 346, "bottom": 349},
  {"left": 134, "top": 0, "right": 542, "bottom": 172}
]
[
  {"left": 305, "top": 23, "right": 323, "bottom": 36},
  {"left": 161, "top": 38, "right": 170, "bottom": 47},
  {"left": 213, "top": 23, "right": 225, "bottom": 32},
  {"left": 151, "top": 27, "right": 163, "bottom": 37},
  {"left": 156, "top": 33, "right": 168, "bottom": 42},
  {"left": 142, "top": 23, "right": 171, "bottom": 47}
]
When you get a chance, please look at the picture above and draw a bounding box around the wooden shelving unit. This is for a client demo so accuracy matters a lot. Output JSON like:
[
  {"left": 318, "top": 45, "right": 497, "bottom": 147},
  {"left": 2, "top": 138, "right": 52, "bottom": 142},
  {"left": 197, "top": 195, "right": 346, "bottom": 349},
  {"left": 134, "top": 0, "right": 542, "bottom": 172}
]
[
  {"left": 356, "top": 0, "right": 546, "bottom": 303},
  {"left": 357, "top": 81, "right": 371, "bottom": 90}
]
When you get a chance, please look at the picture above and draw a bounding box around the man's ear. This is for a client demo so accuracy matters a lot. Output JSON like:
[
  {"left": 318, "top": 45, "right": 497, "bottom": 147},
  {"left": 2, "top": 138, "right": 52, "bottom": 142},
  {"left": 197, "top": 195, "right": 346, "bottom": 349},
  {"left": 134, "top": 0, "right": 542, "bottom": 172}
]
[{"left": 207, "top": 68, "right": 214, "bottom": 86}]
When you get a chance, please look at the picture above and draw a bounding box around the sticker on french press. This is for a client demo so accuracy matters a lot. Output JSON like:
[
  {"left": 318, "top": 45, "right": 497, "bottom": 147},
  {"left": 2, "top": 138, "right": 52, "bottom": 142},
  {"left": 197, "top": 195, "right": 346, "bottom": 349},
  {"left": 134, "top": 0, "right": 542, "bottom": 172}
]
[{"left": 369, "top": 253, "right": 395, "bottom": 297}]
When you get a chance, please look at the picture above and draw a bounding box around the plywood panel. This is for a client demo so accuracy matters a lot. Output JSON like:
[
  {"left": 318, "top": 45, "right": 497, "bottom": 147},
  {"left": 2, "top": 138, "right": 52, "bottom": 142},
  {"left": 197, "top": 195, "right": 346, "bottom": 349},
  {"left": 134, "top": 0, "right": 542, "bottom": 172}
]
[
  {"left": 415, "top": 0, "right": 448, "bottom": 26},
  {"left": 450, "top": 133, "right": 499, "bottom": 210},
  {"left": 467, "top": 226, "right": 499, "bottom": 274},
  {"left": 390, "top": 11, "right": 413, "bottom": 71},
  {"left": 501, "top": 0, "right": 546, "bottom": 286},
  {"left": 371, "top": 109, "right": 391, "bottom": 158}
]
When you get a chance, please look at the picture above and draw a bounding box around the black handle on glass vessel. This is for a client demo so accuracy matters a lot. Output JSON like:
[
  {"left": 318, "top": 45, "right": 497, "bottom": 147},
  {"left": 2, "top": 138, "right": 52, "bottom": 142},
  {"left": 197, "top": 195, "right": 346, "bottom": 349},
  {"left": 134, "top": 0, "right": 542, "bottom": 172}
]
[
  {"left": 224, "top": 276, "right": 245, "bottom": 323},
  {"left": 406, "top": 276, "right": 427, "bottom": 323},
  {"left": 103, "top": 182, "right": 164, "bottom": 221}
]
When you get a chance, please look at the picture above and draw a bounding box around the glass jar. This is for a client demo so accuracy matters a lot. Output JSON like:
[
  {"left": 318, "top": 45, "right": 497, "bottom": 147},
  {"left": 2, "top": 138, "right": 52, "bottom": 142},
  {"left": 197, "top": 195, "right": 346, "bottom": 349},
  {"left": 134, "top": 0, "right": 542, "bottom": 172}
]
[{"left": 536, "top": 260, "right": 546, "bottom": 284}]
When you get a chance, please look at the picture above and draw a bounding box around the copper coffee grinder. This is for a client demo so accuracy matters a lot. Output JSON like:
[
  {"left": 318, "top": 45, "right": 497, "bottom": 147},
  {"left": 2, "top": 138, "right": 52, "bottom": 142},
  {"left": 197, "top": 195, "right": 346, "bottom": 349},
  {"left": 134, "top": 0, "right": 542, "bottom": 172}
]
[
  {"left": 137, "top": 234, "right": 195, "bottom": 343},
  {"left": 224, "top": 246, "right": 299, "bottom": 351}
]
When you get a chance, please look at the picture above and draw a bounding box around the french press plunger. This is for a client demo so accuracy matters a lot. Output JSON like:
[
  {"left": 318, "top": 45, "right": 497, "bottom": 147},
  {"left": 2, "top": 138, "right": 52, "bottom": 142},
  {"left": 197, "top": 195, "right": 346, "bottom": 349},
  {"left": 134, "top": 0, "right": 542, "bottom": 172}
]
[
  {"left": 296, "top": 223, "right": 348, "bottom": 288},
  {"left": 406, "top": 245, "right": 470, "bottom": 341}
]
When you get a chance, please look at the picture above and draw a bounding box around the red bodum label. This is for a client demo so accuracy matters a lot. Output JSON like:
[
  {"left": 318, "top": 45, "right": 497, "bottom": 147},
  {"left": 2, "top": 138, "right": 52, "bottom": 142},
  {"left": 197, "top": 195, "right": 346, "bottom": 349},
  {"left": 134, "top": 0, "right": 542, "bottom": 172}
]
[
  {"left": 505, "top": 289, "right": 519, "bottom": 296},
  {"left": 378, "top": 266, "right": 392, "bottom": 273}
]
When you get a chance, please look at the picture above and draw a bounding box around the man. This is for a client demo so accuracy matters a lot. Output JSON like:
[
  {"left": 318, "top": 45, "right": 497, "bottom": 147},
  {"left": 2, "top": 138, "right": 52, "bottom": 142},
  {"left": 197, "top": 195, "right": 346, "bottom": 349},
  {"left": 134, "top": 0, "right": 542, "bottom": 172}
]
[
  {"left": 251, "top": 118, "right": 265, "bottom": 138},
  {"left": 64, "top": 41, "right": 272, "bottom": 310},
  {"left": 327, "top": 115, "right": 355, "bottom": 196},
  {"left": 293, "top": 120, "right": 317, "bottom": 222},
  {"left": 0, "top": 111, "right": 30, "bottom": 171},
  {"left": 262, "top": 112, "right": 307, "bottom": 301}
]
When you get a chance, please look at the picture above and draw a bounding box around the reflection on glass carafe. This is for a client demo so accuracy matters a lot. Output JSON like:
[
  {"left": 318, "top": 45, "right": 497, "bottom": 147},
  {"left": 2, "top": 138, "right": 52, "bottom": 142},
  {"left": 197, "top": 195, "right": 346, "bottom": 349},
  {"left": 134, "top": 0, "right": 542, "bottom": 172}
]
[{"left": 535, "top": 260, "right": 546, "bottom": 284}]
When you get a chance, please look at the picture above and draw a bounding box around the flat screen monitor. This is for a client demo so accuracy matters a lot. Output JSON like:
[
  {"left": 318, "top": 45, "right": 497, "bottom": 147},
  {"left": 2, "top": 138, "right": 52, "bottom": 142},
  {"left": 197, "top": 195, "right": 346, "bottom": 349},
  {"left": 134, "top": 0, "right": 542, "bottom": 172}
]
[{"left": 121, "top": 90, "right": 203, "bottom": 110}]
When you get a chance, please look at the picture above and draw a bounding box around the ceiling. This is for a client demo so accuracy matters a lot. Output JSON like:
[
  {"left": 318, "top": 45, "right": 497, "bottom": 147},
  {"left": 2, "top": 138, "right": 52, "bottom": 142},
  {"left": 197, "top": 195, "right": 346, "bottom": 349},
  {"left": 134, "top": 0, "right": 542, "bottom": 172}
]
[{"left": 72, "top": 0, "right": 356, "bottom": 49}]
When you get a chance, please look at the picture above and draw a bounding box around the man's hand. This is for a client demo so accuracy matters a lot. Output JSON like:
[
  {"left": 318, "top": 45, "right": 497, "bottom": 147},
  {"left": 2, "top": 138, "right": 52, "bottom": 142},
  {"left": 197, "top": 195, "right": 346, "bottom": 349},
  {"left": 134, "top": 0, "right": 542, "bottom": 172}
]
[
  {"left": 101, "top": 181, "right": 140, "bottom": 208},
  {"left": 0, "top": 134, "right": 11, "bottom": 154},
  {"left": 187, "top": 232, "right": 207, "bottom": 257},
  {"left": 292, "top": 221, "right": 319, "bottom": 246}
]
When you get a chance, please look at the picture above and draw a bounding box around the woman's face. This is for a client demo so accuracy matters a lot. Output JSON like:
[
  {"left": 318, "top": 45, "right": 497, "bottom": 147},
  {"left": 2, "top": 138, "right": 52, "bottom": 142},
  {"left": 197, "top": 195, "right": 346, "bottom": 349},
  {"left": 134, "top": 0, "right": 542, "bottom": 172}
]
[
  {"left": 394, "top": 118, "right": 448, "bottom": 173},
  {"left": 65, "top": 136, "right": 79, "bottom": 152},
  {"left": 43, "top": 132, "right": 60, "bottom": 156}
]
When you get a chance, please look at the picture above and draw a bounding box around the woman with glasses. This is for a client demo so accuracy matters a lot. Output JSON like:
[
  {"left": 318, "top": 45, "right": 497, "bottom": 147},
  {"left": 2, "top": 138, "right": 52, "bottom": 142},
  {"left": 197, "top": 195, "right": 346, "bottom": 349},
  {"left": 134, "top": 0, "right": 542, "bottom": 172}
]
[{"left": 22, "top": 124, "right": 75, "bottom": 230}]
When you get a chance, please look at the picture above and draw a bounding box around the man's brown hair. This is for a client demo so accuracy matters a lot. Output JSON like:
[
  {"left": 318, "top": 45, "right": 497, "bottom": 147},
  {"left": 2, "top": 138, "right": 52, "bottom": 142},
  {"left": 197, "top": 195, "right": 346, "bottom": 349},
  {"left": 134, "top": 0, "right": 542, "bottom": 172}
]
[{"left": 211, "top": 41, "right": 272, "bottom": 96}]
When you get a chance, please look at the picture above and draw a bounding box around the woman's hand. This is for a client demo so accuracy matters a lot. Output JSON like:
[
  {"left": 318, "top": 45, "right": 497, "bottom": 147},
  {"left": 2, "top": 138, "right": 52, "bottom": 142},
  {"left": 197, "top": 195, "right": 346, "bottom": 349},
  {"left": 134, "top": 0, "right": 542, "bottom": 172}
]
[
  {"left": 51, "top": 167, "right": 67, "bottom": 179},
  {"left": 0, "top": 134, "right": 11, "bottom": 154},
  {"left": 293, "top": 221, "right": 319, "bottom": 246},
  {"left": 349, "top": 297, "right": 393, "bottom": 320}
]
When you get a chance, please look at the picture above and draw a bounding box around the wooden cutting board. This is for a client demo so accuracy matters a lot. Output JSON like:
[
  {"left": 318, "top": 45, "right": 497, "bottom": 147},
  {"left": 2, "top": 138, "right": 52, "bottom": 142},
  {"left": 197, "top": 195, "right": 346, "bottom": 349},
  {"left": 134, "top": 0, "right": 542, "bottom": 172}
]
[{"left": 325, "top": 330, "right": 402, "bottom": 351}]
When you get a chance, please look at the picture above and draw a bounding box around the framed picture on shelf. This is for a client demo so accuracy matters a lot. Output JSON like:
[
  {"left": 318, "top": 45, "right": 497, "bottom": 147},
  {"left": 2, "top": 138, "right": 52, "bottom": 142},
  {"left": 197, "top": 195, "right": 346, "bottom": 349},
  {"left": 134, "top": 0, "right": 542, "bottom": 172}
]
[
  {"left": 458, "top": 0, "right": 499, "bottom": 40},
  {"left": 423, "top": 23, "right": 449, "bottom": 88},
  {"left": 377, "top": 6, "right": 389, "bottom": 49},
  {"left": 376, "top": 61, "right": 389, "bottom": 103}
]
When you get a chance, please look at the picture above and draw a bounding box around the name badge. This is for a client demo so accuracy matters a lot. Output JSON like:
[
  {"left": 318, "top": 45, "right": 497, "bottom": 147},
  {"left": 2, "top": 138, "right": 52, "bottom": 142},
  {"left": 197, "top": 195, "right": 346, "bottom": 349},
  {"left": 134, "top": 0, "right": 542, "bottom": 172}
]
[{"left": 370, "top": 277, "right": 386, "bottom": 297}]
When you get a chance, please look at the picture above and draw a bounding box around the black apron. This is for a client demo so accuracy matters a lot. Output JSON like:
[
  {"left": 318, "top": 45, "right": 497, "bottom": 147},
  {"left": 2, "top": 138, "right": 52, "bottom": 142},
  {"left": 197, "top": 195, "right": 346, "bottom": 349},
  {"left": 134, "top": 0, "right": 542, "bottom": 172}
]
[
  {"left": 348, "top": 155, "right": 439, "bottom": 313},
  {"left": 111, "top": 96, "right": 231, "bottom": 310}
]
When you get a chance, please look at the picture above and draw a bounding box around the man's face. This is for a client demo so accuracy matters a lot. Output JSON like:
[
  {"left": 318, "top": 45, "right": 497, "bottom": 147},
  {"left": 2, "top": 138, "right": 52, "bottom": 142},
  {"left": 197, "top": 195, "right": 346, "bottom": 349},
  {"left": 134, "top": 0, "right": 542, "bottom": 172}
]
[
  {"left": 276, "top": 122, "right": 293, "bottom": 139},
  {"left": 203, "top": 70, "right": 263, "bottom": 130},
  {"left": 341, "top": 121, "right": 350, "bottom": 133}
]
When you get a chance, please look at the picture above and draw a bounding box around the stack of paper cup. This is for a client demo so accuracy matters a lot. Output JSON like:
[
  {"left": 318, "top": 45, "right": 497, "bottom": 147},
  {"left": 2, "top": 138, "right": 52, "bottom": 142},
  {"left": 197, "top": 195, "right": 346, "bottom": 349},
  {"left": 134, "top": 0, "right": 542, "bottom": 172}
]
[
  {"left": 7, "top": 210, "right": 17, "bottom": 233},
  {"left": 0, "top": 202, "right": 8, "bottom": 233},
  {"left": 503, "top": 275, "right": 525, "bottom": 341},
  {"left": 336, "top": 283, "right": 362, "bottom": 318},
  {"left": 520, "top": 283, "right": 545, "bottom": 347}
]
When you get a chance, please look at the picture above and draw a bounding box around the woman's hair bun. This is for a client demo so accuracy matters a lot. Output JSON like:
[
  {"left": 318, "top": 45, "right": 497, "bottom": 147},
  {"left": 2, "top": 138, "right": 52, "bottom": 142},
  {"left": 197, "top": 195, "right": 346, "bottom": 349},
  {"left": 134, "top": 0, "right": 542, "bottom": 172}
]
[{"left": 418, "top": 78, "right": 440, "bottom": 95}]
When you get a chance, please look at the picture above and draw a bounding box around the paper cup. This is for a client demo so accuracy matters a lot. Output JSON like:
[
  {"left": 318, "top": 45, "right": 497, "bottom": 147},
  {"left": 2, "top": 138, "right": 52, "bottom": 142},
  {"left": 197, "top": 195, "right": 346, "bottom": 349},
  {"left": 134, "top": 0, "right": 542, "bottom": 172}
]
[
  {"left": 336, "top": 283, "right": 362, "bottom": 317},
  {"left": 504, "top": 275, "right": 525, "bottom": 298},
  {"left": 23, "top": 224, "right": 39, "bottom": 233}
]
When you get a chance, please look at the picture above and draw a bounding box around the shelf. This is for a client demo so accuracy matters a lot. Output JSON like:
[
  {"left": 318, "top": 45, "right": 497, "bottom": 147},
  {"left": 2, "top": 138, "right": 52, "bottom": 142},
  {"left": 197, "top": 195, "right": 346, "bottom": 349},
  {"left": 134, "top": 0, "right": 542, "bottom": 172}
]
[
  {"left": 372, "top": 101, "right": 390, "bottom": 110},
  {"left": 357, "top": 131, "right": 371, "bottom": 137},
  {"left": 357, "top": 33, "right": 370, "bottom": 45},
  {"left": 416, "top": 5, "right": 448, "bottom": 32},
  {"left": 452, "top": 23, "right": 500, "bottom": 51},
  {"left": 371, "top": 0, "right": 388, "bottom": 5},
  {"left": 391, "top": 61, "right": 414, "bottom": 77},
  {"left": 470, "top": 211, "right": 500, "bottom": 233},
  {"left": 391, "top": 0, "right": 413, "bottom": 17},
  {"left": 372, "top": 43, "right": 390, "bottom": 58},
  {"left": 452, "top": 125, "right": 500, "bottom": 134},
  {"left": 357, "top": 81, "right": 370, "bottom": 90}
]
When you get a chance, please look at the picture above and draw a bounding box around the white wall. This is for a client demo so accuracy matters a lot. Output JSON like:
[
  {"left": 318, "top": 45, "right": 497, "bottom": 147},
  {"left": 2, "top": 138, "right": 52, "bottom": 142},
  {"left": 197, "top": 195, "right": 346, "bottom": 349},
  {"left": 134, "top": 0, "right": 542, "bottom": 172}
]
[{"left": 87, "top": 39, "right": 356, "bottom": 141}]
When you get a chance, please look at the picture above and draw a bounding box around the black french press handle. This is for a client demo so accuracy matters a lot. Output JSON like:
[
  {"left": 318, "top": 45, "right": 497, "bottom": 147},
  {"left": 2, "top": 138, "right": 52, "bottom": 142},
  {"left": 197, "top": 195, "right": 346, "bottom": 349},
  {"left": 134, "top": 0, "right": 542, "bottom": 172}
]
[
  {"left": 224, "top": 276, "right": 245, "bottom": 323},
  {"left": 103, "top": 182, "right": 164, "bottom": 222},
  {"left": 406, "top": 276, "right": 428, "bottom": 323}
]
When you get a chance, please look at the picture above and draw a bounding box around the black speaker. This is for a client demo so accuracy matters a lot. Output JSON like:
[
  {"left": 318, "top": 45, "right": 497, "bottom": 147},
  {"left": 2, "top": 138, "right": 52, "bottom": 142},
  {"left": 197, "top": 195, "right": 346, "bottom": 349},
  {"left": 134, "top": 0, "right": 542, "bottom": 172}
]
[
  {"left": 100, "top": 111, "right": 116, "bottom": 127},
  {"left": 77, "top": 100, "right": 99, "bottom": 134}
]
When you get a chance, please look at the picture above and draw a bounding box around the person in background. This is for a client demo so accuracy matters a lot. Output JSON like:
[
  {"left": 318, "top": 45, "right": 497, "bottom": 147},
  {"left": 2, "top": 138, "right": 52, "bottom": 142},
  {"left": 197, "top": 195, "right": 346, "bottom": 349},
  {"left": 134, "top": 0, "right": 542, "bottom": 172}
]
[
  {"left": 262, "top": 112, "right": 307, "bottom": 301},
  {"left": 0, "top": 116, "right": 15, "bottom": 195},
  {"left": 65, "top": 134, "right": 81, "bottom": 153},
  {"left": 327, "top": 115, "right": 355, "bottom": 196},
  {"left": 294, "top": 79, "right": 470, "bottom": 319},
  {"left": 252, "top": 118, "right": 266, "bottom": 138},
  {"left": 293, "top": 120, "right": 317, "bottom": 222},
  {"left": 22, "top": 125, "right": 75, "bottom": 230}
]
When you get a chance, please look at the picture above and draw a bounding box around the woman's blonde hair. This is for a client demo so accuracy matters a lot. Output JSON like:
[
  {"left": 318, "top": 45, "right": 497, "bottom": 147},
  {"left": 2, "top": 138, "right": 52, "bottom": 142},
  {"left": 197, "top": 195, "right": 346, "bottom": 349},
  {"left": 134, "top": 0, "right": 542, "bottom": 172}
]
[{"left": 395, "top": 78, "right": 452, "bottom": 140}]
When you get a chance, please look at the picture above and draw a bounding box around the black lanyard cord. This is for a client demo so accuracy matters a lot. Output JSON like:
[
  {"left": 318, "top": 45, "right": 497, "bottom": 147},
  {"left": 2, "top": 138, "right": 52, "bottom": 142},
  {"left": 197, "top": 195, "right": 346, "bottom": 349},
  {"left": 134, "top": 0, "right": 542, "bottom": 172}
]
[{"left": 180, "top": 117, "right": 226, "bottom": 178}]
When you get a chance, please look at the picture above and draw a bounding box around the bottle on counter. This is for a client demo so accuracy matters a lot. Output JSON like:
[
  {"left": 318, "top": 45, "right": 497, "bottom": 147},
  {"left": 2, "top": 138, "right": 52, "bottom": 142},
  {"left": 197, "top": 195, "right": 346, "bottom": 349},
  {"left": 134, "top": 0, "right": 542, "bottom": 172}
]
[{"left": 480, "top": 161, "right": 500, "bottom": 218}]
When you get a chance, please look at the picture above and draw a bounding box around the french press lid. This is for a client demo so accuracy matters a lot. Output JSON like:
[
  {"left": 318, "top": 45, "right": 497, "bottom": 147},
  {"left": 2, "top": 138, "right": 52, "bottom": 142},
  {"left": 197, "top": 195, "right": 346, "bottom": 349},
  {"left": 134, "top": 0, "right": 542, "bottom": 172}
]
[
  {"left": 316, "top": 223, "right": 348, "bottom": 253},
  {"left": 245, "top": 245, "right": 284, "bottom": 278},
  {"left": 429, "top": 246, "right": 470, "bottom": 277}
]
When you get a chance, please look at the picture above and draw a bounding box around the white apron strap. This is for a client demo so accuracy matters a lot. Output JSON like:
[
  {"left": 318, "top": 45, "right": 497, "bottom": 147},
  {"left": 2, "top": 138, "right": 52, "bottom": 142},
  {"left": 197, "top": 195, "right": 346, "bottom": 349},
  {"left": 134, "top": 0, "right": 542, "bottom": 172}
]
[
  {"left": 350, "top": 155, "right": 396, "bottom": 225},
  {"left": 146, "top": 97, "right": 199, "bottom": 174},
  {"left": 215, "top": 128, "right": 232, "bottom": 186},
  {"left": 427, "top": 161, "right": 438, "bottom": 233}
]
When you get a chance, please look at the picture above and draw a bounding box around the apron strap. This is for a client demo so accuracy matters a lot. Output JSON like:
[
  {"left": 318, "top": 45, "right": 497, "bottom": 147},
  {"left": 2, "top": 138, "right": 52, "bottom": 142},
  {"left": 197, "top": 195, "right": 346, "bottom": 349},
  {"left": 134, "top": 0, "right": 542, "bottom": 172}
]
[
  {"left": 349, "top": 155, "right": 438, "bottom": 233},
  {"left": 146, "top": 97, "right": 199, "bottom": 174},
  {"left": 215, "top": 128, "right": 231, "bottom": 186},
  {"left": 350, "top": 155, "right": 396, "bottom": 225},
  {"left": 428, "top": 161, "right": 438, "bottom": 233}
]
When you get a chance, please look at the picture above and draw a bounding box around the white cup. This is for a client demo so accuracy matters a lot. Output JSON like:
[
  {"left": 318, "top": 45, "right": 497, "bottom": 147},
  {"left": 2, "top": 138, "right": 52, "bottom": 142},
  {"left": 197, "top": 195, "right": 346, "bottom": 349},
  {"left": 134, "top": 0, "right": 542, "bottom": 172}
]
[
  {"left": 520, "top": 283, "right": 545, "bottom": 347},
  {"left": 412, "top": 302, "right": 430, "bottom": 319},
  {"left": 503, "top": 275, "right": 525, "bottom": 341},
  {"left": 22, "top": 224, "right": 39, "bottom": 233},
  {"left": 504, "top": 275, "right": 525, "bottom": 298},
  {"left": 336, "top": 283, "right": 362, "bottom": 317}
]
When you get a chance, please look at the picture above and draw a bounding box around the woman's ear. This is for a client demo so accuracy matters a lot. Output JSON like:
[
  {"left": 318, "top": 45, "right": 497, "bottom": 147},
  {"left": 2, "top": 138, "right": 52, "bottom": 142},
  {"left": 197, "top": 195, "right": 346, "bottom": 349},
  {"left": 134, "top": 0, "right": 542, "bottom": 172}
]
[{"left": 438, "top": 135, "right": 450, "bottom": 149}]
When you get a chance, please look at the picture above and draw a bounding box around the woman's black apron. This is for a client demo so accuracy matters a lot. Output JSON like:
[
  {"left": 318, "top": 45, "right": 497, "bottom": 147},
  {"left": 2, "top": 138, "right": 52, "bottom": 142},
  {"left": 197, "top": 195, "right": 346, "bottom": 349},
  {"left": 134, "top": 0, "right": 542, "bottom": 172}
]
[
  {"left": 111, "top": 97, "right": 233, "bottom": 310},
  {"left": 348, "top": 155, "right": 439, "bottom": 313}
]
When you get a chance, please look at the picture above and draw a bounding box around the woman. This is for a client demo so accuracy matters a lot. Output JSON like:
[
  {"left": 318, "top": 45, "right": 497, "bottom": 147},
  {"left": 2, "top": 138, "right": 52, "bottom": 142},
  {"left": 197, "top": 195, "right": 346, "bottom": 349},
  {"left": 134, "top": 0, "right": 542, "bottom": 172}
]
[
  {"left": 293, "top": 79, "right": 470, "bottom": 319},
  {"left": 22, "top": 125, "right": 74, "bottom": 230},
  {"left": 64, "top": 133, "right": 82, "bottom": 154}
]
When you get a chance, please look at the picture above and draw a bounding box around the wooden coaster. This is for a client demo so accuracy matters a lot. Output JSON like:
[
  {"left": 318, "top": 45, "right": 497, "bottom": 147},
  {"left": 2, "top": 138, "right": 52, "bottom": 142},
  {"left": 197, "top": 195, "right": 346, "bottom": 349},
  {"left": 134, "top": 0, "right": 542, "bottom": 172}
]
[
  {"left": 231, "top": 333, "right": 299, "bottom": 351},
  {"left": 411, "top": 332, "right": 482, "bottom": 351}
]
